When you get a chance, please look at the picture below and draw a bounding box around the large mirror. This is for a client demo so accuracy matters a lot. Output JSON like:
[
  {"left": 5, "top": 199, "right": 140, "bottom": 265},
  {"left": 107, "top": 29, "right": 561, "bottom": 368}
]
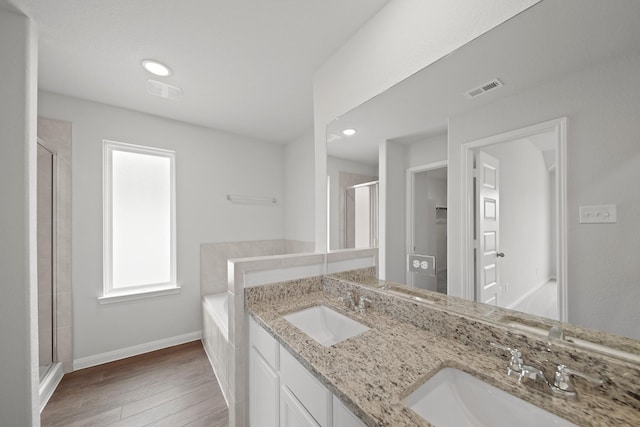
[{"left": 326, "top": 0, "right": 640, "bottom": 343}]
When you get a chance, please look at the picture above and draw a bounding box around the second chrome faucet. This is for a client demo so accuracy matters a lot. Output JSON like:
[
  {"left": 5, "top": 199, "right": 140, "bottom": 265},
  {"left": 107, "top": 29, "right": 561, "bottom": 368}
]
[{"left": 491, "top": 342, "right": 604, "bottom": 398}]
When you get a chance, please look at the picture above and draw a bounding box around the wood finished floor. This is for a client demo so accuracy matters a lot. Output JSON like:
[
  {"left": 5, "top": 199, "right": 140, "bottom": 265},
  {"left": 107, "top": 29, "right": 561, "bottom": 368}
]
[{"left": 41, "top": 341, "right": 229, "bottom": 427}]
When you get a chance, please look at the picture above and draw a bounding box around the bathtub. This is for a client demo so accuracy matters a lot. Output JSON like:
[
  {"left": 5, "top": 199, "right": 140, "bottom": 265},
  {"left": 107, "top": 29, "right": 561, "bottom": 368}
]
[
  {"left": 202, "top": 292, "right": 230, "bottom": 404},
  {"left": 203, "top": 292, "right": 229, "bottom": 341}
]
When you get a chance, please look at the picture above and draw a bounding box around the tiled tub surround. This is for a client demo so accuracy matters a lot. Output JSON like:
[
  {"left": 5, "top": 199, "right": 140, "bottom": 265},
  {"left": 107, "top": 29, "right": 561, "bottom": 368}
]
[
  {"left": 200, "top": 239, "right": 314, "bottom": 410},
  {"left": 200, "top": 239, "right": 314, "bottom": 296},
  {"left": 246, "top": 276, "right": 640, "bottom": 427},
  {"left": 202, "top": 293, "right": 230, "bottom": 405}
]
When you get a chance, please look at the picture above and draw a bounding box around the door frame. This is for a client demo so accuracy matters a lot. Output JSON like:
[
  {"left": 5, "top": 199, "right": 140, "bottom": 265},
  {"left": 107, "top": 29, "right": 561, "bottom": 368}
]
[
  {"left": 405, "top": 160, "right": 448, "bottom": 286},
  {"left": 460, "top": 117, "right": 568, "bottom": 321}
]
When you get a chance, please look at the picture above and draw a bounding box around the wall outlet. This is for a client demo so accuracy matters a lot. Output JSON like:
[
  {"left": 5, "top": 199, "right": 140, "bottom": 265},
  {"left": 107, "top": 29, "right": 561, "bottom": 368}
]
[
  {"left": 408, "top": 254, "right": 436, "bottom": 276},
  {"left": 579, "top": 205, "right": 617, "bottom": 224}
]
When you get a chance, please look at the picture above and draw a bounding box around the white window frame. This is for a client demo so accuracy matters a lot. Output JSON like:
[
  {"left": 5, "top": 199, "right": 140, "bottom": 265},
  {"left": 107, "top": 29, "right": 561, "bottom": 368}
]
[{"left": 100, "top": 140, "right": 179, "bottom": 303}]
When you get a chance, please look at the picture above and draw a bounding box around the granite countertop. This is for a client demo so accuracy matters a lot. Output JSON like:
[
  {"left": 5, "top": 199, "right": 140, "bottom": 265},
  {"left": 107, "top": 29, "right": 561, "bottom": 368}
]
[
  {"left": 247, "top": 284, "right": 614, "bottom": 427},
  {"left": 246, "top": 275, "right": 640, "bottom": 427}
]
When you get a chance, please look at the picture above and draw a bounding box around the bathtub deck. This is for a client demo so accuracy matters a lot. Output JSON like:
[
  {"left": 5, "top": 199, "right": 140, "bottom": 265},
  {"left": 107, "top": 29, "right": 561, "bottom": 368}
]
[{"left": 41, "top": 341, "right": 228, "bottom": 426}]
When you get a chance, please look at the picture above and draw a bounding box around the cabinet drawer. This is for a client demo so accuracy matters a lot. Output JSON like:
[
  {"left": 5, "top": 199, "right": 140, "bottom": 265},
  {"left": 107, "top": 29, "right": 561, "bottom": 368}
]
[
  {"left": 279, "top": 346, "right": 331, "bottom": 427},
  {"left": 249, "top": 316, "right": 279, "bottom": 369}
]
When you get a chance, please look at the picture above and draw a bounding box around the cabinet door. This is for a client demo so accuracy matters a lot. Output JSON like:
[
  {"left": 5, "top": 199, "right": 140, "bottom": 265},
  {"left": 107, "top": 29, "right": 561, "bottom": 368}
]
[
  {"left": 279, "top": 347, "right": 332, "bottom": 426},
  {"left": 333, "top": 395, "right": 366, "bottom": 427},
  {"left": 280, "top": 385, "right": 320, "bottom": 427},
  {"left": 250, "top": 347, "right": 279, "bottom": 427}
]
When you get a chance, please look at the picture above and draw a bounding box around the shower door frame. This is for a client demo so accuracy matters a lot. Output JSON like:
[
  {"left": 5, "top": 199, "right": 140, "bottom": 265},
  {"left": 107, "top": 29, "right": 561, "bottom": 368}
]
[{"left": 37, "top": 138, "right": 59, "bottom": 378}]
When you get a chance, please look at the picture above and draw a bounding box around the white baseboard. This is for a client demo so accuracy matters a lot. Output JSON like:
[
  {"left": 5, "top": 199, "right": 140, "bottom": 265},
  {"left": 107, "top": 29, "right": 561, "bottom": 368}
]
[{"left": 73, "top": 331, "right": 202, "bottom": 371}]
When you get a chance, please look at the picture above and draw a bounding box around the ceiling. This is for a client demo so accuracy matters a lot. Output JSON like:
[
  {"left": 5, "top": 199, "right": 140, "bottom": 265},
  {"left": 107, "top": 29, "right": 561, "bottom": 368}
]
[
  {"left": 326, "top": 0, "right": 640, "bottom": 165},
  {"left": 6, "top": 0, "right": 390, "bottom": 143}
]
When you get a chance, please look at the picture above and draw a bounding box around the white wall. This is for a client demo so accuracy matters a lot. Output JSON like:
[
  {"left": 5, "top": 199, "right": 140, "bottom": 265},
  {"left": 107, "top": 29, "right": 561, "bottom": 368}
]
[
  {"left": 482, "top": 140, "right": 552, "bottom": 308},
  {"left": 38, "top": 92, "right": 287, "bottom": 361},
  {"left": 0, "top": 6, "right": 39, "bottom": 425},
  {"left": 313, "top": 0, "right": 541, "bottom": 250},
  {"left": 448, "top": 52, "right": 640, "bottom": 339},
  {"left": 284, "top": 130, "right": 315, "bottom": 244}
]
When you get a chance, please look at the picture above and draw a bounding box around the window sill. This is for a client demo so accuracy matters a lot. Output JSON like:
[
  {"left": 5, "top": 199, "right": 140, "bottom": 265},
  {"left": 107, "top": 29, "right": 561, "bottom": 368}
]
[{"left": 98, "top": 284, "right": 181, "bottom": 304}]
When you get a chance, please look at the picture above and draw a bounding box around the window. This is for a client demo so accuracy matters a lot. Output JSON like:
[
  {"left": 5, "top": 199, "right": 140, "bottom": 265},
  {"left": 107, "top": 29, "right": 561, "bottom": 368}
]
[{"left": 100, "top": 140, "right": 178, "bottom": 303}]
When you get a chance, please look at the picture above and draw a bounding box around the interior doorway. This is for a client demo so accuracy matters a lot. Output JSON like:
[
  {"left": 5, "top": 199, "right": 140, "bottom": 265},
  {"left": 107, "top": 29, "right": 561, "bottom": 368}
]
[
  {"left": 406, "top": 161, "right": 447, "bottom": 293},
  {"left": 461, "top": 118, "right": 567, "bottom": 321}
]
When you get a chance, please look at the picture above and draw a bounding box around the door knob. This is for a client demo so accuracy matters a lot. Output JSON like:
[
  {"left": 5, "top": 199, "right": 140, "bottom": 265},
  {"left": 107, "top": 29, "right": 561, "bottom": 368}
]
[{"left": 497, "top": 252, "right": 505, "bottom": 257}]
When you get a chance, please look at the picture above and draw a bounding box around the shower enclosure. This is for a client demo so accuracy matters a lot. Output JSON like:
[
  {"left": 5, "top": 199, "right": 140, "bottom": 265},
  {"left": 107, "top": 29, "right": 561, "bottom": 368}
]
[{"left": 36, "top": 117, "right": 72, "bottom": 412}]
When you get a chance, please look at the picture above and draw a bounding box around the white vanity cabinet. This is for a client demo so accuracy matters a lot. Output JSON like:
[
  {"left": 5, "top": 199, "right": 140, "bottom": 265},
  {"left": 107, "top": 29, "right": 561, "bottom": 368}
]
[
  {"left": 249, "top": 317, "right": 280, "bottom": 427},
  {"left": 249, "top": 317, "right": 366, "bottom": 427}
]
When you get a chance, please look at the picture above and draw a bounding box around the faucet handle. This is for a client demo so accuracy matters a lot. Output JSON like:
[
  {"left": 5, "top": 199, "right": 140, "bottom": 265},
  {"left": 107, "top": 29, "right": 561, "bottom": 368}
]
[
  {"left": 356, "top": 295, "right": 372, "bottom": 313},
  {"left": 552, "top": 364, "right": 603, "bottom": 396},
  {"left": 490, "top": 342, "right": 523, "bottom": 375}
]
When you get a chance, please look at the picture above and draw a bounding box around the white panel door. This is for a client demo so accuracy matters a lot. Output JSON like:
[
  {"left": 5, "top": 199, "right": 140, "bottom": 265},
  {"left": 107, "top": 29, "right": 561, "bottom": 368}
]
[
  {"left": 476, "top": 151, "right": 502, "bottom": 306},
  {"left": 250, "top": 347, "right": 279, "bottom": 427}
]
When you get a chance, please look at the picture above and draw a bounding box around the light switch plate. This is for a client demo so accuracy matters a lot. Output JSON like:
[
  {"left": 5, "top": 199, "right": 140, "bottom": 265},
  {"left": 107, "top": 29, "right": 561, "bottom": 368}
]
[
  {"left": 579, "top": 204, "right": 617, "bottom": 224},
  {"left": 408, "top": 254, "right": 436, "bottom": 276}
]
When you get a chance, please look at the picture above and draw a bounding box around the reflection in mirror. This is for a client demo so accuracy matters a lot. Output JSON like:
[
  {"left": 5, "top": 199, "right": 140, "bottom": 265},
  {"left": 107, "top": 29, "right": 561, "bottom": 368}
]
[
  {"left": 326, "top": 0, "right": 640, "bottom": 344},
  {"left": 327, "top": 155, "right": 378, "bottom": 250},
  {"left": 407, "top": 163, "right": 447, "bottom": 295}
]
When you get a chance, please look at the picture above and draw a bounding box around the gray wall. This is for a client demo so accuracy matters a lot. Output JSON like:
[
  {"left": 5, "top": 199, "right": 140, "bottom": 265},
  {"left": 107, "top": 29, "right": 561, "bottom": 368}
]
[{"left": 38, "top": 91, "right": 288, "bottom": 362}]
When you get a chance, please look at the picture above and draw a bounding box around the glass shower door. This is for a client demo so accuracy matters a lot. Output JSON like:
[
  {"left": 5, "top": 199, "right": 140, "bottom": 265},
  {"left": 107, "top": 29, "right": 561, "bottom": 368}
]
[{"left": 37, "top": 143, "right": 55, "bottom": 381}]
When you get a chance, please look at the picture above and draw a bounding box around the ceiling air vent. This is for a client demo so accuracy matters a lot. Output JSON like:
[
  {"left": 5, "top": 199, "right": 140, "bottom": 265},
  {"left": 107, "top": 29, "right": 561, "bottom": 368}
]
[
  {"left": 465, "top": 78, "right": 503, "bottom": 99},
  {"left": 146, "top": 79, "right": 182, "bottom": 100}
]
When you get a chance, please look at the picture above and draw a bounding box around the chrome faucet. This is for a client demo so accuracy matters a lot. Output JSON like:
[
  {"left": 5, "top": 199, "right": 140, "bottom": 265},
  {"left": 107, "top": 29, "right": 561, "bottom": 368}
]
[
  {"left": 338, "top": 292, "right": 356, "bottom": 310},
  {"left": 492, "top": 342, "right": 604, "bottom": 396},
  {"left": 338, "top": 292, "right": 372, "bottom": 313},
  {"left": 491, "top": 343, "right": 549, "bottom": 385}
]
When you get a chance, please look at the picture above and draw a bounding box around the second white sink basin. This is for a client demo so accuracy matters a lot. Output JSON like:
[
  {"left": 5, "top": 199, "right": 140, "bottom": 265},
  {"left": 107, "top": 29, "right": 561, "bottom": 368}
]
[
  {"left": 283, "top": 305, "right": 369, "bottom": 347},
  {"left": 404, "top": 368, "right": 577, "bottom": 427}
]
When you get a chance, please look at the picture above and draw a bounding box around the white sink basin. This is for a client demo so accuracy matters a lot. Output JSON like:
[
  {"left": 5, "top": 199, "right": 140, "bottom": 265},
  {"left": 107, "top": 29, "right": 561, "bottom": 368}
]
[
  {"left": 283, "top": 305, "right": 369, "bottom": 347},
  {"left": 404, "top": 368, "right": 577, "bottom": 427}
]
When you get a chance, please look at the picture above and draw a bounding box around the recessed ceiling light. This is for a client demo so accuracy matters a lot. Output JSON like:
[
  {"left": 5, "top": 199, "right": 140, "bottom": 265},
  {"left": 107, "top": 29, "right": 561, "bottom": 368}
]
[
  {"left": 141, "top": 59, "right": 172, "bottom": 77},
  {"left": 342, "top": 128, "right": 357, "bottom": 136}
]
